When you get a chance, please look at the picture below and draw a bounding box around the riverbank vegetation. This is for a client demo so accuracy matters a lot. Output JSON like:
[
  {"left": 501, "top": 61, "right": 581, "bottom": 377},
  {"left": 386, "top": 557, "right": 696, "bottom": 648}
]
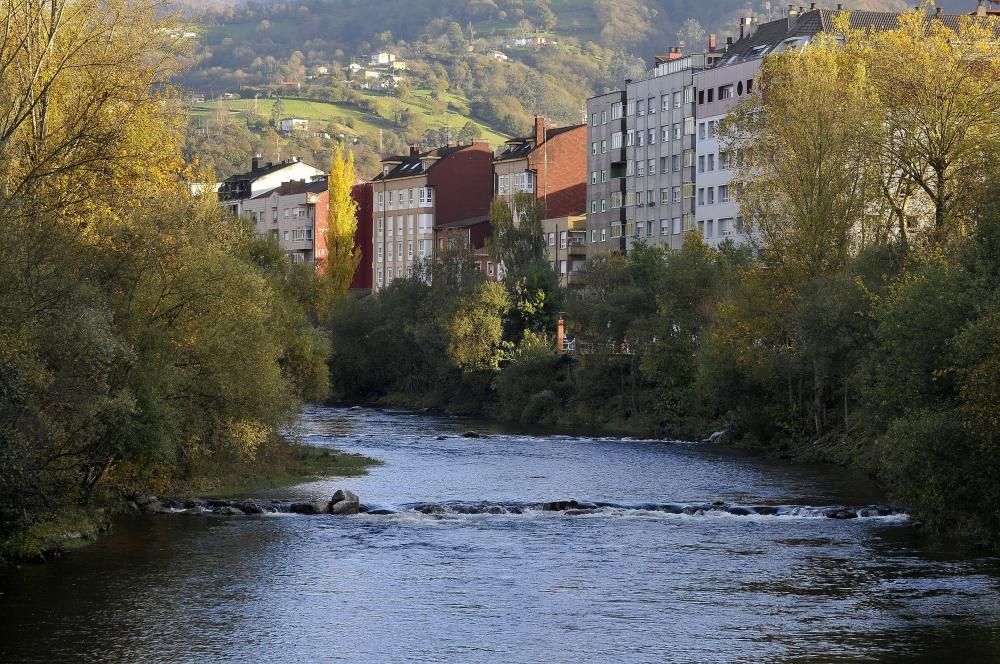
[
  {"left": 325, "top": 13, "right": 1000, "bottom": 546},
  {"left": 0, "top": 1, "right": 349, "bottom": 562}
]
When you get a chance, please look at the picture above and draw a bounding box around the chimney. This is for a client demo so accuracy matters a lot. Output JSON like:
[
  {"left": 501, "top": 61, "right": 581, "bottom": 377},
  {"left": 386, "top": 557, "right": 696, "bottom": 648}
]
[
  {"left": 788, "top": 4, "right": 799, "bottom": 29},
  {"left": 935, "top": 7, "right": 943, "bottom": 17},
  {"left": 810, "top": 2, "right": 816, "bottom": 9},
  {"left": 978, "top": 1, "right": 988, "bottom": 17},
  {"left": 251, "top": 154, "right": 261, "bottom": 171},
  {"left": 740, "top": 16, "right": 756, "bottom": 39},
  {"left": 726, "top": 36, "right": 734, "bottom": 48},
  {"left": 409, "top": 144, "right": 420, "bottom": 157},
  {"left": 534, "top": 115, "right": 545, "bottom": 145},
  {"left": 708, "top": 33, "right": 718, "bottom": 51}
]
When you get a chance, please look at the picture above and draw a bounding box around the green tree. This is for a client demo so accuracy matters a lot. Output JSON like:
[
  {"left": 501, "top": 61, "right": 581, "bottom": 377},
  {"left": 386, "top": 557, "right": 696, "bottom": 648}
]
[{"left": 447, "top": 282, "right": 511, "bottom": 371}]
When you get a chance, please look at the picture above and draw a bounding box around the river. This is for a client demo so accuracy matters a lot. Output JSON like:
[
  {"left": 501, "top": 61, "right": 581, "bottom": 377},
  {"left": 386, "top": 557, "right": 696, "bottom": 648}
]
[{"left": 2, "top": 406, "right": 1000, "bottom": 663}]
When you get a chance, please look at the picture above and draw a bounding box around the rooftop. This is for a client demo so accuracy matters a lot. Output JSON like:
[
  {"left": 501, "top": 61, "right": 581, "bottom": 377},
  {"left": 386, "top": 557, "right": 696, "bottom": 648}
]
[{"left": 374, "top": 144, "right": 469, "bottom": 181}]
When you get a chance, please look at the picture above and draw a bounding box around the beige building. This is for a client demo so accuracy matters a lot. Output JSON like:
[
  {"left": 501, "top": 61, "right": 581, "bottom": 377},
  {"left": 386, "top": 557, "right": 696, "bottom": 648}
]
[{"left": 542, "top": 215, "right": 587, "bottom": 286}]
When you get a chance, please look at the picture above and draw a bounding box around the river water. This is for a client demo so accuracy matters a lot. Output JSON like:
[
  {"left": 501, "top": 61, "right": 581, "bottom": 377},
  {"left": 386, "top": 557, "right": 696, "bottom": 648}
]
[{"left": 2, "top": 407, "right": 1000, "bottom": 663}]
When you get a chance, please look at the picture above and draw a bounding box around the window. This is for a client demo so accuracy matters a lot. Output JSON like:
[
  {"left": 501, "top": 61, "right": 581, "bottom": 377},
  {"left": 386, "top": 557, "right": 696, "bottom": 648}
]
[
  {"left": 718, "top": 218, "right": 734, "bottom": 237},
  {"left": 611, "top": 191, "right": 623, "bottom": 208},
  {"left": 647, "top": 189, "right": 654, "bottom": 206},
  {"left": 635, "top": 190, "right": 643, "bottom": 205},
  {"left": 719, "top": 151, "right": 730, "bottom": 170},
  {"left": 707, "top": 88, "right": 714, "bottom": 103},
  {"left": 636, "top": 132, "right": 644, "bottom": 147},
  {"left": 612, "top": 131, "right": 623, "bottom": 149},
  {"left": 661, "top": 94, "right": 669, "bottom": 112},
  {"left": 685, "top": 86, "right": 694, "bottom": 104},
  {"left": 626, "top": 160, "right": 635, "bottom": 176},
  {"left": 719, "top": 85, "right": 734, "bottom": 100},
  {"left": 407, "top": 241, "right": 413, "bottom": 258},
  {"left": 647, "top": 98, "right": 655, "bottom": 114},
  {"left": 708, "top": 153, "right": 715, "bottom": 171},
  {"left": 684, "top": 117, "right": 695, "bottom": 136},
  {"left": 396, "top": 242, "right": 402, "bottom": 259},
  {"left": 591, "top": 112, "right": 598, "bottom": 126},
  {"left": 698, "top": 155, "right": 705, "bottom": 173},
  {"left": 674, "top": 91, "right": 682, "bottom": 108},
  {"left": 636, "top": 159, "right": 645, "bottom": 177},
  {"left": 601, "top": 199, "right": 607, "bottom": 212},
  {"left": 719, "top": 185, "right": 729, "bottom": 203},
  {"left": 591, "top": 171, "right": 598, "bottom": 185},
  {"left": 408, "top": 189, "right": 414, "bottom": 207},
  {"left": 426, "top": 188, "right": 433, "bottom": 205},
  {"left": 672, "top": 154, "right": 681, "bottom": 172},
  {"left": 397, "top": 218, "right": 403, "bottom": 234},
  {"left": 591, "top": 200, "right": 597, "bottom": 213},
  {"left": 377, "top": 191, "right": 385, "bottom": 210},
  {"left": 282, "top": 230, "right": 288, "bottom": 241},
  {"left": 747, "top": 79, "right": 754, "bottom": 94},
  {"left": 601, "top": 110, "right": 608, "bottom": 124},
  {"left": 647, "top": 129, "right": 655, "bottom": 145},
  {"left": 684, "top": 150, "right": 694, "bottom": 167},
  {"left": 673, "top": 217, "right": 682, "bottom": 234},
  {"left": 601, "top": 228, "right": 607, "bottom": 242},
  {"left": 698, "top": 89, "right": 705, "bottom": 105},
  {"left": 601, "top": 140, "right": 607, "bottom": 154},
  {"left": 672, "top": 186, "right": 681, "bottom": 203},
  {"left": 637, "top": 101, "right": 645, "bottom": 116},
  {"left": 559, "top": 230, "right": 568, "bottom": 249},
  {"left": 706, "top": 219, "right": 714, "bottom": 238},
  {"left": 377, "top": 245, "right": 384, "bottom": 261},
  {"left": 660, "top": 156, "right": 669, "bottom": 173},
  {"left": 661, "top": 127, "right": 669, "bottom": 143},
  {"left": 673, "top": 123, "right": 682, "bottom": 140},
  {"left": 648, "top": 158, "right": 655, "bottom": 175},
  {"left": 708, "top": 120, "right": 717, "bottom": 139},
  {"left": 377, "top": 218, "right": 384, "bottom": 235},
  {"left": 398, "top": 191, "right": 404, "bottom": 206},
  {"left": 698, "top": 122, "right": 706, "bottom": 140},
  {"left": 548, "top": 232, "right": 555, "bottom": 246},
  {"left": 487, "top": 261, "right": 495, "bottom": 277},
  {"left": 660, "top": 188, "right": 669, "bottom": 205},
  {"left": 387, "top": 217, "right": 393, "bottom": 236},
  {"left": 601, "top": 170, "right": 608, "bottom": 183},
  {"left": 660, "top": 219, "right": 670, "bottom": 236},
  {"left": 626, "top": 130, "right": 635, "bottom": 146},
  {"left": 591, "top": 229, "right": 597, "bottom": 243},
  {"left": 591, "top": 142, "right": 598, "bottom": 155},
  {"left": 708, "top": 187, "right": 715, "bottom": 205},
  {"left": 627, "top": 100, "right": 635, "bottom": 116},
  {"left": 612, "top": 102, "right": 623, "bottom": 119}
]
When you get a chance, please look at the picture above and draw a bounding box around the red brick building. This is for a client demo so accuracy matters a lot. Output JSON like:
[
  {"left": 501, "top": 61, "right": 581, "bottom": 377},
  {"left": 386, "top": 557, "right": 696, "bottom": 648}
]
[
  {"left": 493, "top": 116, "right": 587, "bottom": 219},
  {"left": 350, "top": 181, "right": 374, "bottom": 289}
]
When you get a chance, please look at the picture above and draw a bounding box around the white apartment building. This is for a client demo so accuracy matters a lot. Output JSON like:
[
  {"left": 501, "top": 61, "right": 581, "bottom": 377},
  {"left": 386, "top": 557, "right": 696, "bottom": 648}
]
[
  {"left": 217, "top": 156, "right": 324, "bottom": 216},
  {"left": 240, "top": 178, "right": 329, "bottom": 264}
]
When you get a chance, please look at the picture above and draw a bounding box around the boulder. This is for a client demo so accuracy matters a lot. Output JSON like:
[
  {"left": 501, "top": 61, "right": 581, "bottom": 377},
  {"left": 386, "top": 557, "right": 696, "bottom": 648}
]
[
  {"left": 183, "top": 498, "right": 206, "bottom": 509},
  {"left": 136, "top": 495, "right": 159, "bottom": 507},
  {"left": 331, "top": 489, "right": 359, "bottom": 504},
  {"left": 289, "top": 501, "right": 328, "bottom": 515},
  {"left": 435, "top": 435, "right": 448, "bottom": 440},
  {"left": 141, "top": 500, "right": 173, "bottom": 514},
  {"left": 462, "top": 430, "right": 481, "bottom": 438},
  {"left": 825, "top": 508, "right": 858, "bottom": 520},
  {"left": 331, "top": 500, "right": 360, "bottom": 515}
]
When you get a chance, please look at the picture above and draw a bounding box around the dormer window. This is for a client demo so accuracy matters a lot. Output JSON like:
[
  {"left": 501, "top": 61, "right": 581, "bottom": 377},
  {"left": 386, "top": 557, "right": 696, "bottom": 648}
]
[{"left": 383, "top": 166, "right": 390, "bottom": 176}]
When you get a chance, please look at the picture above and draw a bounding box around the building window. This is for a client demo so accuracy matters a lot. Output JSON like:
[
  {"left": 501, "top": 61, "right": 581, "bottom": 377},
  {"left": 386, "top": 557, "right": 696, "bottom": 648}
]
[
  {"left": 747, "top": 79, "right": 754, "bottom": 94},
  {"left": 487, "top": 261, "right": 495, "bottom": 276},
  {"left": 601, "top": 170, "right": 608, "bottom": 183},
  {"left": 660, "top": 156, "right": 669, "bottom": 173},
  {"left": 648, "top": 158, "right": 656, "bottom": 175},
  {"left": 698, "top": 188, "right": 705, "bottom": 206},
  {"left": 612, "top": 132, "right": 623, "bottom": 149},
  {"left": 611, "top": 191, "right": 623, "bottom": 208},
  {"left": 612, "top": 102, "right": 623, "bottom": 119},
  {"left": 647, "top": 189, "right": 654, "bottom": 206},
  {"left": 674, "top": 91, "right": 682, "bottom": 108},
  {"left": 626, "top": 160, "right": 635, "bottom": 177},
  {"left": 719, "top": 151, "right": 730, "bottom": 170},
  {"left": 648, "top": 129, "right": 655, "bottom": 145},
  {"left": 672, "top": 154, "right": 681, "bottom": 172},
  {"left": 635, "top": 190, "right": 643, "bottom": 206},
  {"left": 685, "top": 86, "right": 694, "bottom": 104},
  {"left": 698, "top": 89, "right": 705, "bottom": 105},
  {"left": 719, "top": 185, "right": 730, "bottom": 203},
  {"left": 672, "top": 217, "right": 682, "bottom": 234},
  {"left": 707, "top": 88, "right": 714, "bottom": 103},
  {"left": 626, "top": 130, "right": 634, "bottom": 146},
  {"left": 661, "top": 94, "right": 669, "bottom": 112},
  {"left": 718, "top": 218, "right": 733, "bottom": 237},
  {"left": 706, "top": 219, "right": 714, "bottom": 238},
  {"left": 660, "top": 219, "right": 670, "bottom": 236},
  {"left": 684, "top": 117, "right": 695, "bottom": 136},
  {"left": 708, "top": 187, "right": 715, "bottom": 205},
  {"left": 708, "top": 120, "right": 717, "bottom": 139},
  {"left": 407, "top": 241, "right": 413, "bottom": 258},
  {"left": 661, "top": 127, "right": 669, "bottom": 143},
  {"left": 591, "top": 112, "right": 598, "bottom": 126},
  {"left": 601, "top": 140, "right": 607, "bottom": 154},
  {"left": 626, "top": 100, "right": 635, "bottom": 116},
  {"left": 591, "top": 142, "right": 598, "bottom": 156},
  {"left": 636, "top": 132, "right": 644, "bottom": 147},
  {"left": 672, "top": 186, "right": 681, "bottom": 203},
  {"left": 601, "top": 228, "right": 607, "bottom": 242},
  {"left": 591, "top": 200, "right": 597, "bottom": 213},
  {"left": 591, "top": 171, "right": 598, "bottom": 185},
  {"left": 698, "top": 122, "right": 706, "bottom": 140},
  {"left": 698, "top": 155, "right": 705, "bottom": 173},
  {"left": 396, "top": 242, "right": 402, "bottom": 259},
  {"left": 708, "top": 154, "right": 715, "bottom": 171},
  {"left": 377, "top": 245, "right": 383, "bottom": 261},
  {"left": 648, "top": 98, "right": 655, "bottom": 114},
  {"left": 719, "top": 85, "right": 734, "bottom": 100},
  {"left": 601, "top": 199, "right": 608, "bottom": 212},
  {"left": 660, "top": 188, "right": 669, "bottom": 205},
  {"left": 673, "top": 123, "right": 681, "bottom": 140},
  {"left": 377, "top": 191, "right": 385, "bottom": 210},
  {"left": 602, "top": 110, "right": 608, "bottom": 124}
]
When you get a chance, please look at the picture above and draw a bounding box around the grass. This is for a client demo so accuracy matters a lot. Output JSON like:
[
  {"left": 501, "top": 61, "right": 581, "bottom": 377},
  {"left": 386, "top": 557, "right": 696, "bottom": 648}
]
[
  {"left": 190, "top": 92, "right": 509, "bottom": 147},
  {"left": 1, "top": 508, "right": 110, "bottom": 564}
]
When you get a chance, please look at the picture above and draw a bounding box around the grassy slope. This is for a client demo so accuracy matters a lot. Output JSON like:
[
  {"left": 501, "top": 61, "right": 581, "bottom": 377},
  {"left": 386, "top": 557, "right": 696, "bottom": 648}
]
[{"left": 190, "top": 93, "right": 510, "bottom": 147}]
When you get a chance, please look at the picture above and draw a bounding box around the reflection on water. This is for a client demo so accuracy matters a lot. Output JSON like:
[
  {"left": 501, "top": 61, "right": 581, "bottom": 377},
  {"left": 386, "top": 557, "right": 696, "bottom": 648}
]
[{"left": 2, "top": 407, "right": 1000, "bottom": 663}]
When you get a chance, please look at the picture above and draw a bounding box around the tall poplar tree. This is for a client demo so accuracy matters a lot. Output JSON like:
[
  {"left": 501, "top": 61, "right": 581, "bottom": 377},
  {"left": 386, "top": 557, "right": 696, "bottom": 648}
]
[{"left": 318, "top": 145, "right": 360, "bottom": 316}]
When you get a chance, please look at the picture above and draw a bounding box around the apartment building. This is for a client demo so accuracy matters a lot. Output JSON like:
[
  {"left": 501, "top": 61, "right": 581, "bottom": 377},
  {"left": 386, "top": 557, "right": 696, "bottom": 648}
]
[
  {"left": 494, "top": 116, "right": 587, "bottom": 219},
  {"left": 242, "top": 177, "right": 330, "bottom": 265},
  {"left": 217, "top": 156, "right": 324, "bottom": 216},
  {"left": 543, "top": 215, "right": 587, "bottom": 285},
  {"left": 584, "top": 89, "right": 628, "bottom": 254},
  {"left": 371, "top": 141, "right": 493, "bottom": 290},
  {"left": 625, "top": 53, "right": 703, "bottom": 251}
]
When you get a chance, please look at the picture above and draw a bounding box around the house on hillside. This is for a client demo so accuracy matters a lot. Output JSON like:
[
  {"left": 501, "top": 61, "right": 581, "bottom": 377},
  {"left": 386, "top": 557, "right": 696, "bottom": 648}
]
[
  {"left": 279, "top": 118, "right": 309, "bottom": 134},
  {"left": 488, "top": 50, "right": 509, "bottom": 61}
]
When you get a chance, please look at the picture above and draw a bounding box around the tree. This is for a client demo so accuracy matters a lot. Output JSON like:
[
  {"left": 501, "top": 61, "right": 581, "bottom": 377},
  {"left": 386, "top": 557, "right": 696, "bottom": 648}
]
[
  {"left": 853, "top": 10, "right": 1000, "bottom": 242},
  {"left": 457, "top": 121, "right": 480, "bottom": 145},
  {"left": 447, "top": 281, "right": 511, "bottom": 371},
  {"left": 270, "top": 96, "right": 285, "bottom": 128},
  {"left": 676, "top": 18, "right": 706, "bottom": 51},
  {"left": 487, "top": 193, "right": 547, "bottom": 281},
  {"left": 723, "top": 33, "right": 883, "bottom": 287},
  {"left": 318, "top": 145, "right": 360, "bottom": 316}
]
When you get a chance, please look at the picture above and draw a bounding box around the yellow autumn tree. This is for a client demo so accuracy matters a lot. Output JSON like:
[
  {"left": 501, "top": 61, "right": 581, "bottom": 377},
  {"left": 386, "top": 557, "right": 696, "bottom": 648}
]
[{"left": 317, "top": 145, "right": 360, "bottom": 316}]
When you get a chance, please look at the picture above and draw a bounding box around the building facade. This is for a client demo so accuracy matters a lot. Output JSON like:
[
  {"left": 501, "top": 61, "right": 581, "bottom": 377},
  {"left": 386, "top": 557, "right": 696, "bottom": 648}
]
[
  {"left": 217, "top": 156, "right": 324, "bottom": 216},
  {"left": 242, "top": 178, "right": 329, "bottom": 265},
  {"left": 625, "top": 54, "right": 703, "bottom": 251},
  {"left": 584, "top": 89, "right": 628, "bottom": 254},
  {"left": 371, "top": 141, "right": 494, "bottom": 290}
]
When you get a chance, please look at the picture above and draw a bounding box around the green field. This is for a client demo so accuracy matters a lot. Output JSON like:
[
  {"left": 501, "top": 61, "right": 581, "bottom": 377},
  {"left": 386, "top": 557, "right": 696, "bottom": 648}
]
[{"left": 190, "top": 91, "right": 509, "bottom": 148}]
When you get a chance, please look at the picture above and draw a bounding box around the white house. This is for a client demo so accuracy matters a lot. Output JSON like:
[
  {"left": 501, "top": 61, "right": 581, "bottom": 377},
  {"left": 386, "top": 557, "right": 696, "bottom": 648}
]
[{"left": 280, "top": 117, "right": 309, "bottom": 133}]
